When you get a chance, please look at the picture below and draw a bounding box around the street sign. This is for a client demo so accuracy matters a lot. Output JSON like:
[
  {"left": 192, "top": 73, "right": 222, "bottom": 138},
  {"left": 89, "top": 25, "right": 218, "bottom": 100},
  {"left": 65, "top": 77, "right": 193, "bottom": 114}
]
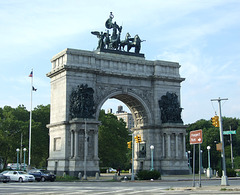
[
  {"left": 216, "top": 143, "right": 222, "bottom": 151},
  {"left": 190, "top": 129, "right": 203, "bottom": 145},
  {"left": 223, "top": 130, "right": 236, "bottom": 135}
]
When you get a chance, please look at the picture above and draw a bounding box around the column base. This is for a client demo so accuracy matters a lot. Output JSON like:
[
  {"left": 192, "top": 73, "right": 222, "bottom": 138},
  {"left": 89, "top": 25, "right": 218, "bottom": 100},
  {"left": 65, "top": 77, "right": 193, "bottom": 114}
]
[
  {"left": 206, "top": 168, "right": 212, "bottom": 178},
  {"left": 221, "top": 175, "right": 229, "bottom": 186}
]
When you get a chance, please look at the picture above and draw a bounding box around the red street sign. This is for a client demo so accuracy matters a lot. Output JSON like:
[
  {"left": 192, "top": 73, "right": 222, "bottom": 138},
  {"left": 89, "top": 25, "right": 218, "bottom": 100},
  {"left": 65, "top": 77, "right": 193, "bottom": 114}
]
[{"left": 190, "top": 129, "right": 203, "bottom": 145}]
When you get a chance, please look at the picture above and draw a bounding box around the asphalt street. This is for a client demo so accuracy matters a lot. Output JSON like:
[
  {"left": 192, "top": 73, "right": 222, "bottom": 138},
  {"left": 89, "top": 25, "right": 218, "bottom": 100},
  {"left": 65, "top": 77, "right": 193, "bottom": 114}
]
[{"left": 1, "top": 175, "right": 240, "bottom": 195}]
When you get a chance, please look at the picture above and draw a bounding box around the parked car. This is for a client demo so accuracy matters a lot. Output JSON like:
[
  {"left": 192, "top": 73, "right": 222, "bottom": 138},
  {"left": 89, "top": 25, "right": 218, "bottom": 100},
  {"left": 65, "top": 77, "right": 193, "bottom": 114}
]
[
  {"left": 6, "top": 163, "right": 18, "bottom": 170},
  {"left": 108, "top": 168, "right": 117, "bottom": 173},
  {"left": 28, "top": 169, "right": 56, "bottom": 182},
  {"left": 3, "top": 171, "right": 35, "bottom": 182},
  {"left": 6, "top": 163, "right": 28, "bottom": 170},
  {"left": 0, "top": 172, "right": 10, "bottom": 183}
]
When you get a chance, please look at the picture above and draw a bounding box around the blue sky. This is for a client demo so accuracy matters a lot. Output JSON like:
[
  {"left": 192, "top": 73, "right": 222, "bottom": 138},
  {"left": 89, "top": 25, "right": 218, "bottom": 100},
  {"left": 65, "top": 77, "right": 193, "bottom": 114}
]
[{"left": 0, "top": 0, "right": 239, "bottom": 124}]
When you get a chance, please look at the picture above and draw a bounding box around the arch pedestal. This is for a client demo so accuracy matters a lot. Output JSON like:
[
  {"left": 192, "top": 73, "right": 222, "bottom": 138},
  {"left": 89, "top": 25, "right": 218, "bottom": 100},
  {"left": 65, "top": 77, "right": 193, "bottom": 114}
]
[
  {"left": 47, "top": 119, "right": 100, "bottom": 176},
  {"left": 133, "top": 124, "right": 188, "bottom": 175}
]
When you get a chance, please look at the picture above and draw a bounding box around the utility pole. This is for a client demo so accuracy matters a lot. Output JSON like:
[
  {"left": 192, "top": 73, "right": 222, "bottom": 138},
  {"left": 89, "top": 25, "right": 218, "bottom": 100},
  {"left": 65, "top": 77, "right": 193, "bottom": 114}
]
[
  {"left": 211, "top": 97, "right": 229, "bottom": 186},
  {"left": 131, "top": 133, "right": 134, "bottom": 181},
  {"left": 229, "top": 126, "right": 234, "bottom": 169}
]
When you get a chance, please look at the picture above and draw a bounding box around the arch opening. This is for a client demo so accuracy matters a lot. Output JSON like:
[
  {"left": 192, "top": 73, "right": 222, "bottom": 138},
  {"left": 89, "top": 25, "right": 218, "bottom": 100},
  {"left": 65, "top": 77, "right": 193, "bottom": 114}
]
[{"left": 97, "top": 92, "right": 152, "bottom": 128}]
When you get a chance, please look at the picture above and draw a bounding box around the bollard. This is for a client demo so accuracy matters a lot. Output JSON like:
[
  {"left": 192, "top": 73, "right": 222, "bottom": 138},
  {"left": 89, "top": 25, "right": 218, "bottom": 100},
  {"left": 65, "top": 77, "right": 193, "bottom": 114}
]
[
  {"left": 95, "top": 172, "right": 99, "bottom": 180},
  {"left": 78, "top": 172, "right": 82, "bottom": 180},
  {"left": 113, "top": 173, "right": 117, "bottom": 181}
]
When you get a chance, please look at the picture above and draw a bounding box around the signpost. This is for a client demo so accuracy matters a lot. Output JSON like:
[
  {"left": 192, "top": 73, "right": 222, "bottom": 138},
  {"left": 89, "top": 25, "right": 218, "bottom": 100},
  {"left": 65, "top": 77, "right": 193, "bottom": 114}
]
[
  {"left": 190, "top": 130, "right": 203, "bottom": 144},
  {"left": 190, "top": 129, "right": 203, "bottom": 187}
]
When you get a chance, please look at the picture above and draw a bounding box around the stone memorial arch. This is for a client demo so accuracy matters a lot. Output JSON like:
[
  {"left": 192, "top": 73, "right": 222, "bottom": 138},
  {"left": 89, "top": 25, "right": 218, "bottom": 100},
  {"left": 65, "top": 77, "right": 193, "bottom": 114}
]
[{"left": 46, "top": 13, "right": 189, "bottom": 176}]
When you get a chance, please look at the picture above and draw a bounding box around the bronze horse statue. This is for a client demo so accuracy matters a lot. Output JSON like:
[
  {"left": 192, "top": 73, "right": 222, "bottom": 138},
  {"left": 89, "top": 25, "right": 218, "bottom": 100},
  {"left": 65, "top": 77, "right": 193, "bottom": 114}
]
[
  {"left": 127, "top": 34, "right": 144, "bottom": 54},
  {"left": 119, "top": 32, "right": 131, "bottom": 51}
]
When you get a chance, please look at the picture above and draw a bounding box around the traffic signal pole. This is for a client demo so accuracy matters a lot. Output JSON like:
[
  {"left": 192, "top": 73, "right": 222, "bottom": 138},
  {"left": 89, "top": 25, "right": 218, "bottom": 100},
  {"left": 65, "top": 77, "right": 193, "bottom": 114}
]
[
  {"left": 229, "top": 126, "right": 234, "bottom": 169},
  {"left": 211, "top": 97, "right": 229, "bottom": 186},
  {"left": 131, "top": 133, "right": 134, "bottom": 181}
]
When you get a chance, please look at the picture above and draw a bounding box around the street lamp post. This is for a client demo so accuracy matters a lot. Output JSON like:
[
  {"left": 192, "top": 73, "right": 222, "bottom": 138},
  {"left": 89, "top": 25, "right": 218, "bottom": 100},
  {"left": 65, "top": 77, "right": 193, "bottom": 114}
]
[
  {"left": 150, "top": 145, "right": 154, "bottom": 171},
  {"left": 16, "top": 148, "right": 20, "bottom": 170},
  {"left": 23, "top": 148, "right": 27, "bottom": 171},
  {"left": 207, "top": 146, "right": 212, "bottom": 178}
]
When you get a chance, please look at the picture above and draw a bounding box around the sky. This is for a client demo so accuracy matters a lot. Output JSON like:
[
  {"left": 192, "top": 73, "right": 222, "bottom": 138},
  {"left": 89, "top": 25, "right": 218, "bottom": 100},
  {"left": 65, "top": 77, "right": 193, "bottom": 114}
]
[{"left": 0, "top": 0, "right": 239, "bottom": 124}]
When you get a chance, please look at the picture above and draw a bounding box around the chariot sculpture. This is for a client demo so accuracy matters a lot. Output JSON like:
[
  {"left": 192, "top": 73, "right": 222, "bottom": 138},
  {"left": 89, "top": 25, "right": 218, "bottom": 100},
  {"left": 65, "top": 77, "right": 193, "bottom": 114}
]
[{"left": 91, "top": 12, "right": 145, "bottom": 54}]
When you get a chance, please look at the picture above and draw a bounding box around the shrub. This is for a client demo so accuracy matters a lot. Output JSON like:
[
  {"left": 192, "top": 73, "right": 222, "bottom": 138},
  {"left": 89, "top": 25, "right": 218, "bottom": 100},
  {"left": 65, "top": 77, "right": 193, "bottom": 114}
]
[
  {"left": 136, "top": 170, "right": 161, "bottom": 180},
  {"left": 227, "top": 168, "right": 236, "bottom": 177},
  {"left": 217, "top": 168, "right": 236, "bottom": 177},
  {"left": 121, "top": 170, "right": 129, "bottom": 173},
  {"left": 56, "top": 175, "right": 78, "bottom": 181},
  {"left": 100, "top": 168, "right": 107, "bottom": 173}
]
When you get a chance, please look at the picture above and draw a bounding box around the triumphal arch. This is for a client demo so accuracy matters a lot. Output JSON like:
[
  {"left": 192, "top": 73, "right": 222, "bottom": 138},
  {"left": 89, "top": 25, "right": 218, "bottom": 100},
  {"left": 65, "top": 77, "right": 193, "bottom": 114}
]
[{"left": 46, "top": 13, "right": 189, "bottom": 176}]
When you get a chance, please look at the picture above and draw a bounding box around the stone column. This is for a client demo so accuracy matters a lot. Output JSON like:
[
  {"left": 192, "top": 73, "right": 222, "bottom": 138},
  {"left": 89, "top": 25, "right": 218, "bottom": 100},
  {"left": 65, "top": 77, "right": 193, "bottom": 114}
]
[
  {"left": 74, "top": 130, "right": 79, "bottom": 157},
  {"left": 183, "top": 133, "right": 186, "bottom": 158},
  {"left": 162, "top": 133, "right": 165, "bottom": 158},
  {"left": 94, "top": 129, "right": 98, "bottom": 159},
  {"left": 175, "top": 133, "right": 179, "bottom": 158},
  {"left": 167, "top": 133, "right": 171, "bottom": 158},
  {"left": 70, "top": 130, "right": 74, "bottom": 158},
  {"left": 156, "top": 132, "right": 161, "bottom": 160}
]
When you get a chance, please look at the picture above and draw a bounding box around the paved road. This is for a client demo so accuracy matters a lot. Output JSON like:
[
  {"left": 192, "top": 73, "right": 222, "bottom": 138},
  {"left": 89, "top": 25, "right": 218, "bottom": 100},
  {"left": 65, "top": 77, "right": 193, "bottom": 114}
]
[{"left": 1, "top": 179, "right": 240, "bottom": 194}]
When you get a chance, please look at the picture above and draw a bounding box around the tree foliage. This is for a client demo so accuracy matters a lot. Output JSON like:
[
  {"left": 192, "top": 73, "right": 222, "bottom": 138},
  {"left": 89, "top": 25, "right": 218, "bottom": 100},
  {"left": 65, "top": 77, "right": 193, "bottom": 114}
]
[
  {"left": 0, "top": 105, "right": 50, "bottom": 169},
  {"left": 0, "top": 105, "right": 29, "bottom": 167},
  {"left": 98, "top": 110, "right": 131, "bottom": 170},
  {"left": 31, "top": 105, "right": 50, "bottom": 168}
]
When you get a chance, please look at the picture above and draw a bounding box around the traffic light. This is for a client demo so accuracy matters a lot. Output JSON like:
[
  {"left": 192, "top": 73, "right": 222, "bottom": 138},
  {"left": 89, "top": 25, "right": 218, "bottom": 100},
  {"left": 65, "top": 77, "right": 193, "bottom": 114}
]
[
  {"left": 137, "top": 135, "right": 142, "bottom": 143},
  {"left": 211, "top": 115, "right": 219, "bottom": 127},
  {"left": 127, "top": 141, "right": 132, "bottom": 149},
  {"left": 211, "top": 116, "right": 216, "bottom": 126},
  {"left": 134, "top": 135, "right": 142, "bottom": 143},
  {"left": 134, "top": 135, "right": 139, "bottom": 143}
]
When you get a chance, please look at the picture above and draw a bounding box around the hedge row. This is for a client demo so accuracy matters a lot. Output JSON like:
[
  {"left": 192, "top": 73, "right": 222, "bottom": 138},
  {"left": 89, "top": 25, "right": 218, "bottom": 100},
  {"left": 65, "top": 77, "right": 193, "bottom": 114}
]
[{"left": 136, "top": 170, "right": 161, "bottom": 180}]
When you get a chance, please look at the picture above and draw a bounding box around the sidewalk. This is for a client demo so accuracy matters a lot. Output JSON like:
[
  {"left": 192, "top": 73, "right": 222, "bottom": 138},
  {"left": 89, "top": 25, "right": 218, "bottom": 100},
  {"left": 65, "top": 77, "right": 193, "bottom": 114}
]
[
  {"left": 98, "top": 173, "right": 240, "bottom": 192},
  {"left": 90, "top": 172, "right": 240, "bottom": 182},
  {"left": 80, "top": 173, "right": 240, "bottom": 193}
]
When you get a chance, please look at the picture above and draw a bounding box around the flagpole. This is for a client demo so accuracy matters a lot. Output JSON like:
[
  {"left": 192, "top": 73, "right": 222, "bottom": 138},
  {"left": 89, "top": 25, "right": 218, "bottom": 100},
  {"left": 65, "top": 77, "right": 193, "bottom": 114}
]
[{"left": 28, "top": 69, "right": 33, "bottom": 167}]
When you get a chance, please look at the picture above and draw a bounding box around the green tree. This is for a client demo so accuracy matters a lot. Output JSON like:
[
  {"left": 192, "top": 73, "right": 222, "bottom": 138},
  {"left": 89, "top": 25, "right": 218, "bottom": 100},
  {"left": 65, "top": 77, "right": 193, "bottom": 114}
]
[
  {"left": 0, "top": 105, "right": 50, "bottom": 169},
  {"left": 0, "top": 105, "right": 29, "bottom": 167},
  {"left": 98, "top": 110, "right": 130, "bottom": 170},
  {"left": 31, "top": 105, "right": 50, "bottom": 168},
  {"left": 186, "top": 117, "right": 240, "bottom": 171}
]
